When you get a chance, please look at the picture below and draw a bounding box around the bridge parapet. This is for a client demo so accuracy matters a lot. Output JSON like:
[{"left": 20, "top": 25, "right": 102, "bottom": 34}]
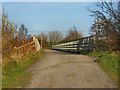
[{"left": 51, "top": 35, "right": 94, "bottom": 53}]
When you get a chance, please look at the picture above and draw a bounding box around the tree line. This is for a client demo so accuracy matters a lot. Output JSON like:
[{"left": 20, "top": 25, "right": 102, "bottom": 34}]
[
  {"left": 2, "top": 0, "right": 120, "bottom": 59},
  {"left": 38, "top": 26, "right": 83, "bottom": 49}
]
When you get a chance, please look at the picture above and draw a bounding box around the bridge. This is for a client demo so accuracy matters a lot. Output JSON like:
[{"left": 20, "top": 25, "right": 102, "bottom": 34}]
[{"left": 51, "top": 35, "right": 94, "bottom": 53}]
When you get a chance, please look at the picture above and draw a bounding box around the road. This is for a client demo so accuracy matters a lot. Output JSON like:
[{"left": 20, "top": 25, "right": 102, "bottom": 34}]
[{"left": 25, "top": 49, "right": 117, "bottom": 88}]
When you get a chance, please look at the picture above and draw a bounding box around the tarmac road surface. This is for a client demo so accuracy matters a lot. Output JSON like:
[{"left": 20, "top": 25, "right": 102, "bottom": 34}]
[{"left": 25, "top": 49, "right": 117, "bottom": 88}]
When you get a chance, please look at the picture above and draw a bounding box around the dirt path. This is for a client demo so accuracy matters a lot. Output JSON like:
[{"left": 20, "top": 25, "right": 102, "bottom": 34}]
[{"left": 25, "top": 49, "right": 117, "bottom": 88}]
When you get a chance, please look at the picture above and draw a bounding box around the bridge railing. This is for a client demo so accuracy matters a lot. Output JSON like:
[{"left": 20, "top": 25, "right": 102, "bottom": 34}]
[
  {"left": 51, "top": 35, "right": 94, "bottom": 53},
  {"left": 14, "top": 36, "right": 41, "bottom": 54}
]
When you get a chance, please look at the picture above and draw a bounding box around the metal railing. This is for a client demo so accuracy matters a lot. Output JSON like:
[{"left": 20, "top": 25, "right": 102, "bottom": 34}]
[{"left": 51, "top": 35, "right": 94, "bottom": 53}]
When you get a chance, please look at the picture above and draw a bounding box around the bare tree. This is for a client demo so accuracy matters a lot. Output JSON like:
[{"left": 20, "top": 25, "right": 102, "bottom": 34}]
[
  {"left": 48, "top": 31, "right": 63, "bottom": 45},
  {"left": 89, "top": 1, "right": 120, "bottom": 22},
  {"left": 62, "top": 26, "right": 83, "bottom": 42},
  {"left": 89, "top": 0, "right": 120, "bottom": 51},
  {"left": 18, "top": 24, "right": 28, "bottom": 41}
]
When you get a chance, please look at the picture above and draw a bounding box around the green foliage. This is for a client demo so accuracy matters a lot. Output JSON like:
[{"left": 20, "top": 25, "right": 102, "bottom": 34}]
[
  {"left": 2, "top": 51, "right": 44, "bottom": 88},
  {"left": 88, "top": 51, "right": 108, "bottom": 57}
]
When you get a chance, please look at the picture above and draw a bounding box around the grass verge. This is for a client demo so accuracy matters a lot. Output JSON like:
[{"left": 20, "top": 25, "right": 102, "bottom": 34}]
[
  {"left": 2, "top": 51, "right": 44, "bottom": 88},
  {"left": 80, "top": 51, "right": 119, "bottom": 85}
]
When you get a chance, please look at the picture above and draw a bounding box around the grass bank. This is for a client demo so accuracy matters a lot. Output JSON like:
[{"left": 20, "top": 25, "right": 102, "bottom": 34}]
[
  {"left": 2, "top": 50, "right": 44, "bottom": 88},
  {"left": 81, "top": 51, "right": 119, "bottom": 85}
]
